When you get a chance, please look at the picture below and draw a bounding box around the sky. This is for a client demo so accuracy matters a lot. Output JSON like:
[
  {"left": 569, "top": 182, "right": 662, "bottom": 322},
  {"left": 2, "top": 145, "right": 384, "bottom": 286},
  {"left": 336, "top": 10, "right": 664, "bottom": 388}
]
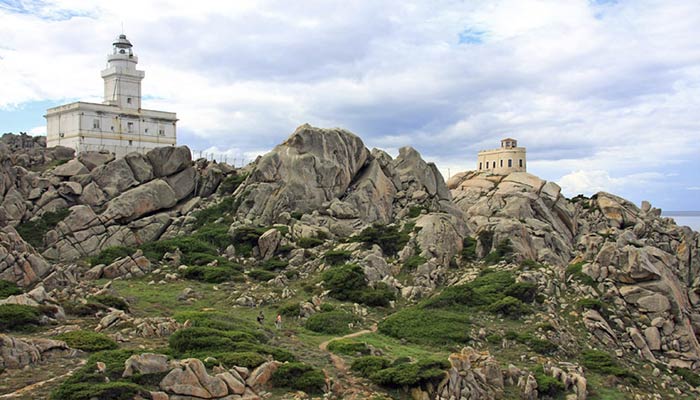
[{"left": 1, "top": 0, "right": 700, "bottom": 213}]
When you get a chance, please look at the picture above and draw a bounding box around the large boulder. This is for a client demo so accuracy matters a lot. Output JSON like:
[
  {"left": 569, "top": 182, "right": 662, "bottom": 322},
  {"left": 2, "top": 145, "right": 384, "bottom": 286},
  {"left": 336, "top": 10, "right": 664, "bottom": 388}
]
[
  {"left": 52, "top": 159, "right": 89, "bottom": 177},
  {"left": 102, "top": 179, "right": 177, "bottom": 223},
  {"left": 78, "top": 151, "right": 115, "bottom": 171},
  {"left": 124, "top": 152, "right": 154, "bottom": 183},
  {"left": 91, "top": 158, "right": 138, "bottom": 198},
  {"left": 0, "top": 334, "right": 69, "bottom": 369},
  {"left": 146, "top": 146, "right": 192, "bottom": 178},
  {"left": 123, "top": 353, "right": 171, "bottom": 377},
  {"left": 160, "top": 358, "right": 229, "bottom": 398}
]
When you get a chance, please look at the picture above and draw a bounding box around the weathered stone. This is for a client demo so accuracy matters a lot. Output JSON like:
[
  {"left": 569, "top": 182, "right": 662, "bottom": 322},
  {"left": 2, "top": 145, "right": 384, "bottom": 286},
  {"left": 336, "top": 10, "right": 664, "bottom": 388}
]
[
  {"left": 78, "top": 151, "right": 115, "bottom": 171},
  {"left": 103, "top": 179, "right": 177, "bottom": 223},
  {"left": 165, "top": 166, "right": 196, "bottom": 201},
  {"left": 147, "top": 146, "right": 192, "bottom": 178},
  {"left": 258, "top": 228, "right": 282, "bottom": 261},
  {"left": 91, "top": 158, "right": 138, "bottom": 197},
  {"left": 246, "top": 361, "right": 281, "bottom": 389},
  {"left": 125, "top": 152, "right": 155, "bottom": 183},
  {"left": 123, "top": 353, "right": 170, "bottom": 377},
  {"left": 52, "top": 159, "right": 89, "bottom": 177}
]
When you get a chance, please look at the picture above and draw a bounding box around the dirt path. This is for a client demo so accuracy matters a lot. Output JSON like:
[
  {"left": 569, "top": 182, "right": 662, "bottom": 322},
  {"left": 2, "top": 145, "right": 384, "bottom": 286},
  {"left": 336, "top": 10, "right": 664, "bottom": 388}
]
[
  {"left": 319, "top": 324, "right": 378, "bottom": 398},
  {"left": 0, "top": 360, "right": 86, "bottom": 399}
]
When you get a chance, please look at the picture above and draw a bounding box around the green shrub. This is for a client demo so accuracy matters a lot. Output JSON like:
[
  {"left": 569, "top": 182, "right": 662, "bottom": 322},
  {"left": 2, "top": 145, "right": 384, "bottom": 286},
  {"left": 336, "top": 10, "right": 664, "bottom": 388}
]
[
  {"left": 140, "top": 237, "right": 217, "bottom": 263},
  {"left": 505, "top": 331, "right": 556, "bottom": 355},
  {"left": 320, "top": 303, "right": 335, "bottom": 312},
  {"left": 576, "top": 298, "right": 608, "bottom": 315},
  {"left": 673, "top": 367, "right": 700, "bottom": 387},
  {"left": 350, "top": 224, "right": 410, "bottom": 256},
  {"left": 218, "top": 173, "right": 247, "bottom": 195},
  {"left": 533, "top": 366, "right": 565, "bottom": 397},
  {"left": 351, "top": 356, "right": 391, "bottom": 377},
  {"left": 327, "top": 339, "right": 371, "bottom": 356},
  {"left": 322, "top": 264, "right": 367, "bottom": 301},
  {"left": 305, "top": 311, "right": 355, "bottom": 335},
  {"left": 88, "top": 246, "right": 136, "bottom": 266},
  {"left": 50, "top": 381, "right": 145, "bottom": 400},
  {"left": 193, "top": 223, "right": 233, "bottom": 248},
  {"left": 248, "top": 269, "right": 276, "bottom": 282},
  {"left": 261, "top": 258, "right": 288, "bottom": 271},
  {"left": 323, "top": 250, "right": 352, "bottom": 266},
  {"left": 581, "top": 349, "right": 637, "bottom": 383},
  {"left": 172, "top": 311, "right": 262, "bottom": 335},
  {"left": 566, "top": 262, "right": 596, "bottom": 287},
  {"left": 359, "top": 283, "right": 396, "bottom": 307},
  {"left": 378, "top": 308, "right": 471, "bottom": 345},
  {"left": 486, "top": 333, "right": 502, "bottom": 344},
  {"left": 183, "top": 264, "right": 243, "bottom": 283},
  {"left": 0, "top": 280, "right": 22, "bottom": 298},
  {"left": 486, "top": 296, "right": 529, "bottom": 318},
  {"left": 271, "top": 362, "right": 325, "bottom": 394},
  {"left": 477, "top": 231, "right": 494, "bottom": 253},
  {"left": 483, "top": 239, "right": 513, "bottom": 264},
  {"left": 191, "top": 197, "right": 237, "bottom": 228},
  {"left": 230, "top": 226, "right": 268, "bottom": 257},
  {"left": 520, "top": 259, "right": 544, "bottom": 270},
  {"left": 291, "top": 211, "right": 304, "bottom": 220},
  {"left": 503, "top": 282, "right": 537, "bottom": 303},
  {"left": 461, "top": 237, "right": 477, "bottom": 261},
  {"left": 55, "top": 330, "right": 118, "bottom": 352},
  {"left": 63, "top": 301, "right": 106, "bottom": 317},
  {"left": 16, "top": 208, "right": 70, "bottom": 249},
  {"left": 169, "top": 327, "right": 255, "bottom": 355},
  {"left": 89, "top": 294, "right": 129, "bottom": 311},
  {"left": 0, "top": 304, "right": 41, "bottom": 331},
  {"left": 213, "top": 351, "right": 267, "bottom": 369},
  {"left": 278, "top": 301, "right": 301, "bottom": 317},
  {"left": 403, "top": 255, "right": 427, "bottom": 271},
  {"left": 369, "top": 359, "right": 449, "bottom": 388},
  {"left": 408, "top": 206, "right": 423, "bottom": 218},
  {"left": 297, "top": 237, "right": 324, "bottom": 248}
]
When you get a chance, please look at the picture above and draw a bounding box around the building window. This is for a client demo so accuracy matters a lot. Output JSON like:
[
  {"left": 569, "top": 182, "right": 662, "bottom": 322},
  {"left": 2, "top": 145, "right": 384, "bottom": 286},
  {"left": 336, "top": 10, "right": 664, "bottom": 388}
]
[
  {"left": 128, "top": 140, "right": 133, "bottom": 146},
  {"left": 508, "top": 159, "right": 512, "bottom": 167},
  {"left": 479, "top": 162, "right": 482, "bottom": 170},
  {"left": 500, "top": 160, "right": 503, "bottom": 167},
  {"left": 93, "top": 119, "right": 100, "bottom": 129},
  {"left": 111, "top": 126, "right": 114, "bottom": 131},
  {"left": 159, "top": 129, "right": 165, "bottom": 136},
  {"left": 486, "top": 162, "right": 489, "bottom": 169},
  {"left": 145, "top": 128, "right": 149, "bottom": 133},
  {"left": 519, "top": 159, "right": 523, "bottom": 167},
  {"left": 127, "top": 97, "right": 132, "bottom": 104},
  {"left": 127, "top": 122, "right": 134, "bottom": 132}
]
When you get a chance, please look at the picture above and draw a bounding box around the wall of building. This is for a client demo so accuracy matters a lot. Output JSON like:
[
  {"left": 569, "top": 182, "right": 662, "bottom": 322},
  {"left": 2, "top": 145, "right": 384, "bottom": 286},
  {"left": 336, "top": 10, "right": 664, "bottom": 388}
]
[{"left": 477, "top": 147, "right": 526, "bottom": 174}]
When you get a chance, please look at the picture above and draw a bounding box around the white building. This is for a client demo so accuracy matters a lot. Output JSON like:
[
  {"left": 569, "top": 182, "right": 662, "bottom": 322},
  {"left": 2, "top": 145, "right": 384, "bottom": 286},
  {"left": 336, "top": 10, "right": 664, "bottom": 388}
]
[
  {"left": 45, "top": 34, "right": 177, "bottom": 157},
  {"left": 477, "top": 138, "right": 527, "bottom": 174}
]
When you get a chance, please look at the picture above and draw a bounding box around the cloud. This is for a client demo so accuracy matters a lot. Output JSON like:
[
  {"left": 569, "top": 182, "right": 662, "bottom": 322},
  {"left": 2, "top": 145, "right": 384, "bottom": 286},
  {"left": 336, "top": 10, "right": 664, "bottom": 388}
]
[{"left": 1, "top": 0, "right": 700, "bottom": 209}]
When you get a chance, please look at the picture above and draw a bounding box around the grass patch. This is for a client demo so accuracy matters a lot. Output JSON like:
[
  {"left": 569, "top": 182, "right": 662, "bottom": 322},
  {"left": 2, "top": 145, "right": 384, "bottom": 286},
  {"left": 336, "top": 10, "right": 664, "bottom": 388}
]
[
  {"left": 581, "top": 349, "right": 637, "bottom": 383},
  {"left": 0, "top": 280, "right": 22, "bottom": 298},
  {"left": 182, "top": 263, "right": 244, "bottom": 283},
  {"left": 378, "top": 307, "right": 471, "bottom": 346},
  {"left": 305, "top": 311, "right": 356, "bottom": 335},
  {"left": 327, "top": 339, "right": 371, "bottom": 356},
  {"left": 0, "top": 304, "right": 41, "bottom": 331},
  {"left": 16, "top": 208, "right": 70, "bottom": 249},
  {"left": 271, "top": 362, "right": 326, "bottom": 394},
  {"left": 55, "top": 330, "right": 118, "bottom": 352}
]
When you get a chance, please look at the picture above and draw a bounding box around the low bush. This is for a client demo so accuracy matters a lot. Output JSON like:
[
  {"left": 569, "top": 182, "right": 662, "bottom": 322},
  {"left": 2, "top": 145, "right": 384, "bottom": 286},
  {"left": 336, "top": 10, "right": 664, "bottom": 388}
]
[
  {"left": 576, "top": 298, "right": 609, "bottom": 315},
  {"left": 673, "top": 367, "right": 700, "bottom": 387},
  {"left": 16, "top": 208, "right": 70, "bottom": 249},
  {"left": 191, "top": 197, "right": 237, "bottom": 228},
  {"left": 261, "top": 258, "right": 288, "bottom": 271},
  {"left": 351, "top": 356, "right": 391, "bottom": 377},
  {"left": 461, "top": 237, "right": 477, "bottom": 261},
  {"left": 486, "top": 296, "right": 529, "bottom": 318},
  {"left": 88, "top": 246, "right": 136, "bottom": 266},
  {"left": 408, "top": 206, "right": 423, "bottom": 218},
  {"left": 183, "top": 264, "right": 243, "bottom": 283},
  {"left": 50, "top": 381, "right": 145, "bottom": 400},
  {"left": 213, "top": 351, "right": 267, "bottom": 369},
  {"left": 278, "top": 301, "right": 301, "bottom": 317},
  {"left": 566, "top": 262, "right": 596, "bottom": 287},
  {"left": 0, "top": 304, "right": 41, "bottom": 331},
  {"left": 369, "top": 359, "right": 449, "bottom": 388},
  {"left": 378, "top": 307, "right": 471, "bottom": 345},
  {"left": 322, "top": 264, "right": 367, "bottom": 301},
  {"left": 89, "top": 294, "right": 129, "bottom": 311},
  {"left": 169, "top": 327, "right": 255, "bottom": 355},
  {"left": 305, "top": 311, "right": 355, "bottom": 335},
  {"left": 503, "top": 282, "right": 537, "bottom": 303},
  {"left": 520, "top": 259, "right": 545, "bottom": 270},
  {"left": 350, "top": 224, "right": 410, "bottom": 256},
  {"left": 172, "top": 311, "right": 262, "bottom": 336},
  {"left": 271, "top": 362, "right": 326, "bottom": 394},
  {"left": 483, "top": 239, "right": 514, "bottom": 265},
  {"left": 55, "top": 330, "right": 118, "bottom": 352},
  {"left": 323, "top": 250, "right": 352, "bottom": 266},
  {"left": 403, "top": 255, "right": 427, "bottom": 271},
  {"left": 358, "top": 283, "right": 396, "bottom": 307},
  {"left": 248, "top": 269, "right": 276, "bottom": 282},
  {"left": 533, "top": 366, "right": 565, "bottom": 397},
  {"left": 580, "top": 349, "right": 637, "bottom": 383},
  {"left": 505, "top": 331, "right": 557, "bottom": 355},
  {"left": 141, "top": 237, "right": 217, "bottom": 263},
  {"left": 0, "top": 280, "right": 22, "bottom": 298},
  {"left": 192, "top": 223, "right": 233, "bottom": 248},
  {"left": 63, "top": 301, "right": 106, "bottom": 317},
  {"left": 297, "top": 237, "right": 324, "bottom": 248},
  {"left": 218, "top": 173, "right": 247, "bottom": 195},
  {"left": 230, "top": 226, "right": 269, "bottom": 257},
  {"left": 327, "top": 339, "right": 371, "bottom": 356}
]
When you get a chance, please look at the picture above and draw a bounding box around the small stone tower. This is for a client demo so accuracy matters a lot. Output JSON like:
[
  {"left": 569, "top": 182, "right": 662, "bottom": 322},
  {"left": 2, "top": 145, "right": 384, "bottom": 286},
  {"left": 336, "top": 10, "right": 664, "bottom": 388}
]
[{"left": 477, "top": 138, "right": 526, "bottom": 174}]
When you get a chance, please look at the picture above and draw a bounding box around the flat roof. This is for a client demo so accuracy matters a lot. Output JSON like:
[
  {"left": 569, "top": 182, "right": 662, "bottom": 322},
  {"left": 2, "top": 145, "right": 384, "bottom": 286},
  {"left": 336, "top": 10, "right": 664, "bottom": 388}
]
[{"left": 45, "top": 101, "right": 177, "bottom": 120}]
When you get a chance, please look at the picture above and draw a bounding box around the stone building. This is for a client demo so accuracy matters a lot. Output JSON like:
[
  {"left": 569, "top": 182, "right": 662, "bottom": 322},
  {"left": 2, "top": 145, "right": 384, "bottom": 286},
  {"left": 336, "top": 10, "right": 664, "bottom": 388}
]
[
  {"left": 45, "top": 34, "right": 177, "bottom": 157},
  {"left": 477, "top": 138, "right": 526, "bottom": 174}
]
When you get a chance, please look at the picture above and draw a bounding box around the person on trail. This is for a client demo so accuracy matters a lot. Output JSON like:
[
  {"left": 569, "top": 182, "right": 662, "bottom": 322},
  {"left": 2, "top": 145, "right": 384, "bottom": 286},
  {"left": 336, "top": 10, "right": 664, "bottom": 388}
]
[
  {"left": 275, "top": 314, "right": 282, "bottom": 329},
  {"left": 257, "top": 311, "right": 265, "bottom": 325}
]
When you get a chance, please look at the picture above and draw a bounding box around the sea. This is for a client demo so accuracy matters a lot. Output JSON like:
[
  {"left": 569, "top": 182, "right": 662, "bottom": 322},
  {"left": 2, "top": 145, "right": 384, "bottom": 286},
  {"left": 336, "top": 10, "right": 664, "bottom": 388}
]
[{"left": 662, "top": 212, "right": 700, "bottom": 233}]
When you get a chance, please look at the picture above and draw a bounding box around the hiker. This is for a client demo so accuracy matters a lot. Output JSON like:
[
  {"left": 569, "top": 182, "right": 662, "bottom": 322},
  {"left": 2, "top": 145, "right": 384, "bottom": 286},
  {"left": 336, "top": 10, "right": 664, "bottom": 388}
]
[
  {"left": 275, "top": 313, "right": 282, "bottom": 329},
  {"left": 257, "top": 311, "right": 265, "bottom": 325}
]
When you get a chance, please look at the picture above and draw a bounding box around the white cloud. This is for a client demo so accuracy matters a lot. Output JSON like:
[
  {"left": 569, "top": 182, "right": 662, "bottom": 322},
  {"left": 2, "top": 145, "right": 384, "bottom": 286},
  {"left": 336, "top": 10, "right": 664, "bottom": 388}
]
[
  {"left": 1, "top": 0, "right": 700, "bottom": 209},
  {"left": 28, "top": 126, "right": 46, "bottom": 136}
]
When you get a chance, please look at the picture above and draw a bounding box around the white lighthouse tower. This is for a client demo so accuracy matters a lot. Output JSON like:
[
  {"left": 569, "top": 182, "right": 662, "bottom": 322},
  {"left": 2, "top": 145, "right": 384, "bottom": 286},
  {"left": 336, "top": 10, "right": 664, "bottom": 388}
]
[{"left": 45, "top": 34, "right": 177, "bottom": 157}]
